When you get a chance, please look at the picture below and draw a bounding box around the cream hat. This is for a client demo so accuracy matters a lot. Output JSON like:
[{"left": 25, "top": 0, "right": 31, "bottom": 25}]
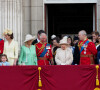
[
  {"left": 24, "top": 34, "right": 35, "bottom": 43},
  {"left": 51, "top": 34, "right": 56, "bottom": 39},
  {"left": 63, "top": 36, "right": 68, "bottom": 39},
  {"left": 59, "top": 38, "right": 69, "bottom": 45},
  {"left": 3, "top": 29, "right": 13, "bottom": 35}
]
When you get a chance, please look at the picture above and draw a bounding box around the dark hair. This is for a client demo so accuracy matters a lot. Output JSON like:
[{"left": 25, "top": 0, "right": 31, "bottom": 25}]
[
  {"left": 68, "top": 36, "right": 74, "bottom": 46},
  {"left": 7, "top": 33, "right": 14, "bottom": 39},
  {"left": 92, "top": 31, "right": 99, "bottom": 36},
  {"left": 0, "top": 54, "right": 8, "bottom": 62},
  {"left": 38, "top": 30, "right": 45, "bottom": 35},
  {"left": 52, "top": 37, "right": 60, "bottom": 43},
  {"left": 73, "top": 36, "right": 79, "bottom": 41}
]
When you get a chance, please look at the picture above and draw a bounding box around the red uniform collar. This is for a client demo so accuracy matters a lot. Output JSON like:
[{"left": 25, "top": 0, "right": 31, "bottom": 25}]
[{"left": 40, "top": 42, "right": 47, "bottom": 45}]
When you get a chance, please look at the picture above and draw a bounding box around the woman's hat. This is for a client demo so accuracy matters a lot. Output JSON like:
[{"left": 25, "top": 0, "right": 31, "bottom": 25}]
[
  {"left": 51, "top": 34, "right": 56, "bottom": 39},
  {"left": 63, "top": 36, "right": 68, "bottom": 40},
  {"left": 24, "top": 34, "right": 36, "bottom": 43},
  {"left": 59, "top": 38, "right": 69, "bottom": 45},
  {"left": 3, "top": 29, "right": 13, "bottom": 35}
]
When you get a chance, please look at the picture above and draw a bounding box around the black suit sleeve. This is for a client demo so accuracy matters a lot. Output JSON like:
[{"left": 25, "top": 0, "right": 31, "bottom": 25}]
[
  {"left": 32, "top": 39, "right": 38, "bottom": 45},
  {"left": 73, "top": 43, "right": 80, "bottom": 65},
  {"left": 97, "top": 45, "right": 100, "bottom": 52}
]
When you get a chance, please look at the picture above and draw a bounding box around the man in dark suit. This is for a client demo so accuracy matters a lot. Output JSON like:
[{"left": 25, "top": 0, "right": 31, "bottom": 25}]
[
  {"left": 32, "top": 30, "right": 45, "bottom": 45},
  {"left": 73, "top": 43, "right": 80, "bottom": 65}
]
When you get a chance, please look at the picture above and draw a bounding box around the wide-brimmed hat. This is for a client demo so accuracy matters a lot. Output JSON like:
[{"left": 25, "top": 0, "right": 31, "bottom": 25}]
[
  {"left": 59, "top": 38, "right": 69, "bottom": 45},
  {"left": 24, "top": 34, "right": 35, "bottom": 43},
  {"left": 3, "top": 29, "right": 13, "bottom": 35}
]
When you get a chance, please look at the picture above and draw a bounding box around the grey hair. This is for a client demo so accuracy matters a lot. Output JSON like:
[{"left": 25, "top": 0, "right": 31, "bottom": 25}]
[
  {"left": 79, "top": 30, "right": 87, "bottom": 36},
  {"left": 40, "top": 33, "right": 47, "bottom": 39}
]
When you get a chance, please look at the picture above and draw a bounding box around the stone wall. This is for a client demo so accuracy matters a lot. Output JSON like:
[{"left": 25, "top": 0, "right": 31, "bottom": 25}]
[
  {"left": 0, "top": 0, "right": 23, "bottom": 47},
  {"left": 22, "top": 0, "right": 43, "bottom": 42},
  {"left": 22, "top": 0, "right": 100, "bottom": 42},
  {"left": 98, "top": 0, "right": 100, "bottom": 32}
]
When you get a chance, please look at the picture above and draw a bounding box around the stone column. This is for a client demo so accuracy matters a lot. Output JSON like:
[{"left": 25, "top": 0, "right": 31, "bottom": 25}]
[
  {"left": 98, "top": 0, "right": 100, "bottom": 32},
  {"left": 22, "top": 0, "right": 31, "bottom": 42},
  {"left": 31, "top": 0, "right": 43, "bottom": 36},
  {"left": 0, "top": 0, "right": 23, "bottom": 47}
]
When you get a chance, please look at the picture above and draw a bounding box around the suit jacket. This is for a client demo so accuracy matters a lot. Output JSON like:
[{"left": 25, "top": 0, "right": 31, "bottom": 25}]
[
  {"left": 73, "top": 43, "right": 80, "bottom": 65},
  {"left": 97, "top": 45, "right": 100, "bottom": 52},
  {"left": 32, "top": 39, "right": 38, "bottom": 45}
]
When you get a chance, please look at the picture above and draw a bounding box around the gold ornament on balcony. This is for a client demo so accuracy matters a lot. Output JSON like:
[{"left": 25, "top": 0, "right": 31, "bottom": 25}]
[{"left": 94, "top": 65, "right": 100, "bottom": 90}]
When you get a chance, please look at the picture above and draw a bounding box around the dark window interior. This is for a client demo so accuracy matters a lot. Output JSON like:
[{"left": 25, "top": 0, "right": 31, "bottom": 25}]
[{"left": 47, "top": 4, "right": 93, "bottom": 41}]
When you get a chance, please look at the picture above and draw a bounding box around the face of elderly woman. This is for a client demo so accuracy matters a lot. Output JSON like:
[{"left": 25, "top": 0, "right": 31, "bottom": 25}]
[
  {"left": 26, "top": 40, "right": 33, "bottom": 45},
  {"left": 61, "top": 44, "right": 67, "bottom": 50}
]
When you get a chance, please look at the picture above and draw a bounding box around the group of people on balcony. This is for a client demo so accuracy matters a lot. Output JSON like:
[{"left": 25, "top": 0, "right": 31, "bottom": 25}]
[{"left": 0, "top": 29, "right": 99, "bottom": 66}]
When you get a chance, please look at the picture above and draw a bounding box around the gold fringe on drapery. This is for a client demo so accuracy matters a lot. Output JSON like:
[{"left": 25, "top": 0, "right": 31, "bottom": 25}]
[
  {"left": 37, "top": 67, "right": 42, "bottom": 90},
  {"left": 94, "top": 65, "right": 100, "bottom": 90}
]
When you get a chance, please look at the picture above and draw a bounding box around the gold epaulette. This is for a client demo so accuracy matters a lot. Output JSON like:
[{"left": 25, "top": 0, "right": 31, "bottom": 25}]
[
  {"left": 78, "top": 41, "right": 83, "bottom": 48},
  {"left": 88, "top": 39, "right": 92, "bottom": 42}
]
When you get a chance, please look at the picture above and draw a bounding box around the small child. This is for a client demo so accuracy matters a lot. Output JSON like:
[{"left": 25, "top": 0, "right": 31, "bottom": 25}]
[{"left": 0, "top": 54, "right": 10, "bottom": 66}]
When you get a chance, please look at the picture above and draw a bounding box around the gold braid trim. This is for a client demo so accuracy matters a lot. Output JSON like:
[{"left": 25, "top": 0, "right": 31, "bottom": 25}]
[
  {"left": 78, "top": 42, "right": 83, "bottom": 49},
  {"left": 36, "top": 42, "right": 46, "bottom": 55},
  {"left": 78, "top": 38, "right": 88, "bottom": 49}
]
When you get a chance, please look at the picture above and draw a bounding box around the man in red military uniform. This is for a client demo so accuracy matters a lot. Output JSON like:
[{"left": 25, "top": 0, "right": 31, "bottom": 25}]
[
  {"left": 0, "top": 38, "right": 4, "bottom": 54},
  {"left": 35, "top": 33, "right": 53, "bottom": 65},
  {"left": 78, "top": 30, "right": 97, "bottom": 65}
]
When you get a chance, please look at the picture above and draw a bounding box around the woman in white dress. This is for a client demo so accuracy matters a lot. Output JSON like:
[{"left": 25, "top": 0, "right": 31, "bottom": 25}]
[
  {"left": 55, "top": 38, "right": 73, "bottom": 65},
  {"left": 3, "top": 29, "right": 18, "bottom": 65}
]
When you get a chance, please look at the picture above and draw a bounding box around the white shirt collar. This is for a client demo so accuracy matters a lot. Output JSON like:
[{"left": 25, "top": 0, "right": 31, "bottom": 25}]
[{"left": 37, "top": 38, "right": 40, "bottom": 43}]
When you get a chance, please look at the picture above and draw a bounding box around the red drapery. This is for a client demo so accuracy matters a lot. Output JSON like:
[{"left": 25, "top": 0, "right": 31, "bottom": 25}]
[{"left": 0, "top": 65, "right": 99, "bottom": 90}]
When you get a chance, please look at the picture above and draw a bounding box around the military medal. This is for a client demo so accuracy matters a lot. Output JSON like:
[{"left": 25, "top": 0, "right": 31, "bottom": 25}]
[
  {"left": 47, "top": 53, "right": 48, "bottom": 56},
  {"left": 47, "top": 50, "right": 49, "bottom": 56},
  {"left": 46, "top": 46, "right": 51, "bottom": 49},
  {"left": 84, "top": 51, "right": 86, "bottom": 54},
  {"left": 83, "top": 45, "right": 87, "bottom": 54},
  {"left": 84, "top": 47, "right": 86, "bottom": 54}
]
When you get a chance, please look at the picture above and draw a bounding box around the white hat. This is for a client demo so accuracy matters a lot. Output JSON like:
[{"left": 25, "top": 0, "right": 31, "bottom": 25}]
[
  {"left": 63, "top": 36, "right": 68, "bottom": 39},
  {"left": 59, "top": 38, "right": 69, "bottom": 45},
  {"left": 51, "top": 35, "right": 56, "bottom": 39},
  {"left": 24, "top": 34, "right": 35, "bottom": 43}
]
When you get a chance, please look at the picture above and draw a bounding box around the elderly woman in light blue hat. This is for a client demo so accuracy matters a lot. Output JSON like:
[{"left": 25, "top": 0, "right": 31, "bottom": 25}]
[{"left": 18, "top": 34, "right": 37, "bottom": 65}]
